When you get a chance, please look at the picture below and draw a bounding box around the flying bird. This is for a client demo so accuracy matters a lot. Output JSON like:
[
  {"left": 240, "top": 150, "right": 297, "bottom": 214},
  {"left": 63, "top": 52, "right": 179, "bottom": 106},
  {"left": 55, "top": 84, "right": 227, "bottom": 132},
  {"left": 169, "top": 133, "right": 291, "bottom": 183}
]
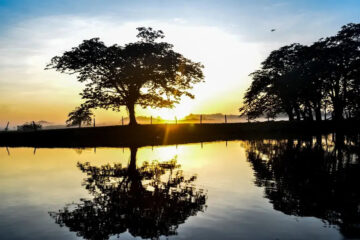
[{"left": 271, "top": 29, "right": 276, "bottom": 32}]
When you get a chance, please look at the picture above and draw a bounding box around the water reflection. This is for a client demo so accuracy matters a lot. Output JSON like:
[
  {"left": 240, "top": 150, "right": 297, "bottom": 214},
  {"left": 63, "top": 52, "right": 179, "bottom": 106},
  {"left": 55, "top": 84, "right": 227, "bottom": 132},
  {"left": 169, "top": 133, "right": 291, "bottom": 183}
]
[
  {"left": 49, "top": 146, "right": 207, "bottom": 240},
  {"left": 245, "top": 134, "right": 360, "bottom": 238}
]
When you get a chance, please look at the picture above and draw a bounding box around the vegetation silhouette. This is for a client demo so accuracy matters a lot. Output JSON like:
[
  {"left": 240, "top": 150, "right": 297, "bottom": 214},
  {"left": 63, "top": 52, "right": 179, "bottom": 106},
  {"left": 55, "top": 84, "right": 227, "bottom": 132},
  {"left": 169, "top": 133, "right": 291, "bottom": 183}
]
[
  {"left": 46, "top": 27, "right": 204, "bottom": 125},
  {"left": 244, "top": 134, "right": 360, "bottom": 238},
  {"left": 66, "top": 104, "right": 93, "bottom": 128},
  {"left": 49, "top": 146, "right": 207, "bottom": 240},
  {"left": 3, "top": 120, "right": 360, "bottom": 148},
  {"left": 16, "top": 121, "right": 42, "bottom": 131},
  {"left": 240, "top": 23, "right": 360, "bottom": 122}
]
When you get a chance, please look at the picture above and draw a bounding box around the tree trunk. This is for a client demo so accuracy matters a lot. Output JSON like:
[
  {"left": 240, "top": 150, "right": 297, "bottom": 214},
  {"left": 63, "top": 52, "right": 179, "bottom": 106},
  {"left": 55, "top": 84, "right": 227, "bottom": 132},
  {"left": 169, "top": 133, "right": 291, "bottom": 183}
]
[
  {"left": 129, "top": 146, "right": 138, "bottom": 172},
  {"left": 286, "top": 108, "right": 294, "bottom": 121},
  {"left": 306, "top": 106, "right": 313, "bottom": 121},
  {"left": 315, "top": 135, "right": 322, "bottom": 148},
  {"left": 315, "top": 107, "right": 322, "bottom": 122},
  {"left": 128, "top": 146, "right": 143, "bottom": 192},
  {"left": 333, "top": 101, "right": 343, "bottom": 122},
  {"left": 332, "top": 80, "right": 343, "bottom": 122},
  {"left": 79, "top": 122, "right": 81, "bottom": 128},
  {"left": 127, "top": 104, "right": 138, "bottom": 126},
  {"left": 294, "top": 107, "right": 301, "bottom": 121},
  {"left": 300, "top": 110, "right": 306, "bottom": 121}
]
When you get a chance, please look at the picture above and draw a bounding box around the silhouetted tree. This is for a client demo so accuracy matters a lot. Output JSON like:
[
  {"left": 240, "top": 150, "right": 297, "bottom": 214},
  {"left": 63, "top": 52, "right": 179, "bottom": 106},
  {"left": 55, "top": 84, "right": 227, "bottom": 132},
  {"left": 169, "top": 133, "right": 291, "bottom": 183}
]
[
  {"left": 17, "top": 121, "right": 42, "bottom": 131},
  {"left": 49, "top": 147, "right": 207, "bottom": 240},
  {"left": 240, "top": 23, "right": 360, "bottom": 122},
  {"left": 240, "top": 44, "right": 307, "bottom": 121},
  {"left": 245, "top": 135, "right": 360, "bottom": 238},
  {"left": 47, "top": 27, "right": 204, "bottom": 125},
  {"left": 280, "top": 45, "right": 326, "bottom": 121},
  {"left": 312, "top": 23, "right": 360, "bottom": 121},
  {"left": 66, "top": 105, "right": 93, "bottom": 128}
]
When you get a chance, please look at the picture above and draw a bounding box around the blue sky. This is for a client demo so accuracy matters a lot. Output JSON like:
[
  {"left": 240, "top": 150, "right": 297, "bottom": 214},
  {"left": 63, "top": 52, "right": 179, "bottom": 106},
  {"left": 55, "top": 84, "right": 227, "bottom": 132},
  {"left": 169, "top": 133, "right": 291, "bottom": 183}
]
[
  {"left": 0, "top": 0, "right": 359, "bottom": 126},
  {"left": 1, "top": 0, "right": 359, "bottom": 35}
]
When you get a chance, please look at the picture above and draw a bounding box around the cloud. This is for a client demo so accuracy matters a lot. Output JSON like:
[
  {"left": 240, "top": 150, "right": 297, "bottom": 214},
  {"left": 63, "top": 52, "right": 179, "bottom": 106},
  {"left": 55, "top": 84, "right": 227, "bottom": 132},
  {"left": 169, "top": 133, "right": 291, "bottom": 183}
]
[
  {"left": 0, "top": 12, "right": 351, "bottom": 123},
  {"left": 0, "top": 16, "right": 265, "bottom": 117}
]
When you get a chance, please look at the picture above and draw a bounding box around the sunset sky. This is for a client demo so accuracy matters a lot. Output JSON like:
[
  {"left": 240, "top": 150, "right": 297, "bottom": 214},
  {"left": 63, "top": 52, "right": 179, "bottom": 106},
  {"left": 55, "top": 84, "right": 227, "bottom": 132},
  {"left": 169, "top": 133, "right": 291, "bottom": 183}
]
[{"left": 0, "top": 0, "right": 359, "bottom": 127}]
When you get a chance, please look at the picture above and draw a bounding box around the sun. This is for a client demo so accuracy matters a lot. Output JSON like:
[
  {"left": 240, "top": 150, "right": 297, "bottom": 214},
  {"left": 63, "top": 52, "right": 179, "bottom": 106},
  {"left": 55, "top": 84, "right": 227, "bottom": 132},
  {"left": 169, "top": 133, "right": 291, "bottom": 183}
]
[{"left": 150, "top": 103, "right": 191, "bottom": 120}]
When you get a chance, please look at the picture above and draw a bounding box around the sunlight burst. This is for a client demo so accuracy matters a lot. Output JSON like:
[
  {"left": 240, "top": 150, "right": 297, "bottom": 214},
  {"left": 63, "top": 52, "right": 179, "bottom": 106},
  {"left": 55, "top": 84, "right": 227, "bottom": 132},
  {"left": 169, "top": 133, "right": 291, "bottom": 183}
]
[{"left": 150, "top": 102, "right": 191, "bottom": 120}]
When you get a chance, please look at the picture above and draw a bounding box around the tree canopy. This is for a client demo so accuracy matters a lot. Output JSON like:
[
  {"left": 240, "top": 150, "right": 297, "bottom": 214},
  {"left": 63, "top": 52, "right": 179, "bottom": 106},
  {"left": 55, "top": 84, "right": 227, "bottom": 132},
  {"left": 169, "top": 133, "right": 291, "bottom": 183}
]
[
  {"left": 49, "top": 147, "right": 207, "bottom": 240},
  {"left": 245, "top": 134, "right": 360, "bottom": 238},
  {"left": 47, "top": 27, "right": 204, "bottom": 125},
  {"left": 240, "top": 23, "right": 360, "bottom": 122},
  {"left": 66, "top": 105, "right": 93, "bottom": 128}
]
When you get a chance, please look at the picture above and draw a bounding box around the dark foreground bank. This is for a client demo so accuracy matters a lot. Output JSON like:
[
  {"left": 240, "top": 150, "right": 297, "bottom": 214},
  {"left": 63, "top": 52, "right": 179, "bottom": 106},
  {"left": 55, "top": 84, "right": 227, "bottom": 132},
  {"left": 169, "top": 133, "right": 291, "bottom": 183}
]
[{"left": 1, "top": 120, "right": 359, "bottom": 148}]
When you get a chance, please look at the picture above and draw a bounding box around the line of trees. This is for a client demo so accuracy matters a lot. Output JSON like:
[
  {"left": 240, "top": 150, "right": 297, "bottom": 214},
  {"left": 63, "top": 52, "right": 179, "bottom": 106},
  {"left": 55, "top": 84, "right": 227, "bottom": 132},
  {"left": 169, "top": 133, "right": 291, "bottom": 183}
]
[
  {"left": 245, "top": 134, "right": 360, "bottom": 237},
  {"left": 240, "top": 23, "right": 360, "bottom": 122}
]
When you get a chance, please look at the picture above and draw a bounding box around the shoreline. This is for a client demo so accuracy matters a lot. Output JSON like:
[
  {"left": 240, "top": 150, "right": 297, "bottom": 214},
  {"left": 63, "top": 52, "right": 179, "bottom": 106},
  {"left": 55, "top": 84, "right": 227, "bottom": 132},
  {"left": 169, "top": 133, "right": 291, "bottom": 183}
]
[{"left": 1, "top": 120, "right": 359, "bottom": 148}]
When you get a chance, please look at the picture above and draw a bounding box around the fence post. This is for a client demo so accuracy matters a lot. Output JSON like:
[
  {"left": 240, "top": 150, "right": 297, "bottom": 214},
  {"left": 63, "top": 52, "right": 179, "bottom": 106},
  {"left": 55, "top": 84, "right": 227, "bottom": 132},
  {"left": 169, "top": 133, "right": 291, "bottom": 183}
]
[
  {"left": 151, "top": 116, "right": 152, "bottom": 125},
  {"left": 93, "top": 116, "right": 96, "bottom": 127},
  {"left": 122, "top": 116, "right": 124, "bottom": 126},
  {"left": 225, "top": 114, "right": 227, "bottom": 124},
  {"left": 200, "top": 114, "right": 202, "bottom": 124}
]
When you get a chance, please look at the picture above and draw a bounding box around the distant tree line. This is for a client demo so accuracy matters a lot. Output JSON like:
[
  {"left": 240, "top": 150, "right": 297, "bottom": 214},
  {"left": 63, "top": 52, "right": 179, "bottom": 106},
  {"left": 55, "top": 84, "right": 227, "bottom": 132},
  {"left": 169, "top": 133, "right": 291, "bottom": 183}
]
[
  {"left": 17, "top": 121, "right": 42, "bottom": 131},
  {"left": 240, "top": 23, "right": 360, "bottom": 122}
]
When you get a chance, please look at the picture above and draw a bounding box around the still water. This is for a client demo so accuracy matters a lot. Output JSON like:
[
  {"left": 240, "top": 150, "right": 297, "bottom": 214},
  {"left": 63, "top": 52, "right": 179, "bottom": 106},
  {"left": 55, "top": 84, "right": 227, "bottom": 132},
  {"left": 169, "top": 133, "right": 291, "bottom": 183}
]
[{"left": 0, "top": 134, "right": 359, "bottom": 239}]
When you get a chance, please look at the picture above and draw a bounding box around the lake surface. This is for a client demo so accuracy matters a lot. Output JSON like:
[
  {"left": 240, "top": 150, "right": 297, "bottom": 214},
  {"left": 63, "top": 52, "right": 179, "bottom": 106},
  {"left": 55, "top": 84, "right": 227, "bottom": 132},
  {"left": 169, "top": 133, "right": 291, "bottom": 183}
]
[{"left": 1, "top": 134, "right": 359, "bottom": 239}]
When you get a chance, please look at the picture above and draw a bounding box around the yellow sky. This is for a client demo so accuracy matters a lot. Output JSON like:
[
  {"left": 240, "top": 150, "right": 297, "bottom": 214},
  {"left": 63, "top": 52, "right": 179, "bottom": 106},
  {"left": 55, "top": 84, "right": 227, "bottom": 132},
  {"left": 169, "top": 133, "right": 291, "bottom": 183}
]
[{"left": 0, "top": 18, "right": 270, "bottom": 127}]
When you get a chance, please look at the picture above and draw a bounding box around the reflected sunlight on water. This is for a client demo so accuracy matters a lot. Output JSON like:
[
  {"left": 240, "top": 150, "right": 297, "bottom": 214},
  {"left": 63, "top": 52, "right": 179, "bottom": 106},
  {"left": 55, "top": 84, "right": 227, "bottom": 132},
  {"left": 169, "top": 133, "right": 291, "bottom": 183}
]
[{"left": 0, "top": 137, "right": 353, "bottom": 239}]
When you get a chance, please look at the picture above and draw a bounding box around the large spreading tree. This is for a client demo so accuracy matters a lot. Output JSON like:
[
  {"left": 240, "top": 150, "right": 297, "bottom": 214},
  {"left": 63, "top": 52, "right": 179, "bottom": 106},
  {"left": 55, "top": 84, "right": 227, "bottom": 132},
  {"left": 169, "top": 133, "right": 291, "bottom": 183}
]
[
  {"left": 49, "top": 147, "right": 207, "bottom": 239},
  {"left": 47, "top": 27, "right": 204, "bottom": 125}
]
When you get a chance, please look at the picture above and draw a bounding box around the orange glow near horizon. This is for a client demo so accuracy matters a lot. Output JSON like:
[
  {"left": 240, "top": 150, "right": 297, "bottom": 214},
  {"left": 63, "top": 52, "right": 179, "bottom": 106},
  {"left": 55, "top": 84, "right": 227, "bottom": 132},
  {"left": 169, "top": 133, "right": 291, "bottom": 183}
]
[
  {"left": 149, "top": 102, "right": 192, "bottom": 120},
  {"left": 0, "top": 20, "right": 263, "bottom": 128}
]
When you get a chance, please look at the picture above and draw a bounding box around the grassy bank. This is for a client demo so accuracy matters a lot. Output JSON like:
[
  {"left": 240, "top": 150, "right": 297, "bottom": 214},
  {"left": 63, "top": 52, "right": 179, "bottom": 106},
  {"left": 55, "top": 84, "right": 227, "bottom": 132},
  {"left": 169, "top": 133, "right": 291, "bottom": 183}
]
[{"left": 1, "top": 120, "right": 359, "bottom": 148}]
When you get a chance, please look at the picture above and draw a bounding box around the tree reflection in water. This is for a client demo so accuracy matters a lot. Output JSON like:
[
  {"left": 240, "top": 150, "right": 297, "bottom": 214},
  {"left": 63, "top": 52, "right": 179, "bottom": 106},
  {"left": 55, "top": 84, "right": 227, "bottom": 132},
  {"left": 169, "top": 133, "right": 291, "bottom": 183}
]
[
  {"left": 245, "top": 134, "right": 360, "bottom": 238},
  {"left": 49, "top": 147, "right": 207, "bottom": 240}
]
